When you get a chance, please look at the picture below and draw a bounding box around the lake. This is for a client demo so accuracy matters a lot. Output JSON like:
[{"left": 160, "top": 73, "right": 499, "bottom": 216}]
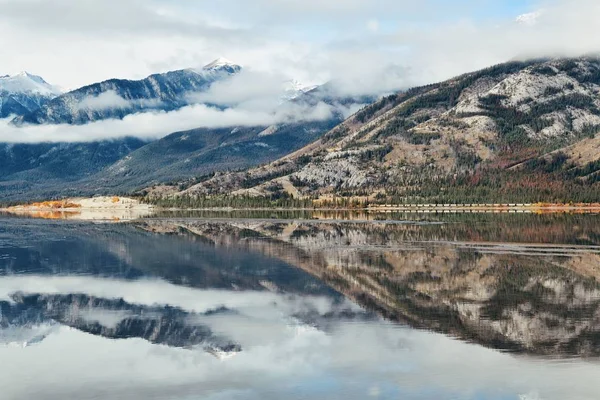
[{"left": 1, "top": 212, "right": 599, "bottom": 399}]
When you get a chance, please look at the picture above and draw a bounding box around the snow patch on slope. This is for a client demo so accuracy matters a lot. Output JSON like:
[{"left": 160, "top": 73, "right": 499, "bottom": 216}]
[{"left": 203, "top": 57, "right": 238, "bottom": 70}]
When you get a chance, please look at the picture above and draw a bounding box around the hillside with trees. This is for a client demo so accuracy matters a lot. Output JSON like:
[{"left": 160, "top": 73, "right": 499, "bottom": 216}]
[{"left": 147, "top": 57, "right": 600, "bottom": 206}]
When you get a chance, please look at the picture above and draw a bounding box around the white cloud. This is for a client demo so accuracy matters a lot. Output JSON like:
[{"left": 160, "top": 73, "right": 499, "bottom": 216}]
[
  {"left": 0, "top": 100, "right": 344, "bottom": 143},
  {"left": 187, "top": 69, "right": 294, "bottom": 109},
  {"left": 0, "top": 276, "right": 335, "bottom": 314},
  {"left": 0, "top": 0, "right": 588, "bottom": 94},
  {"left": 77, "top": 90, "right": 131, "bottom": 111},
  {"left": 394, "top": 1, "right": 600, "bottom": 85},
  {"left": 0, "top": 65, "right": 366, "bottom": 143}
]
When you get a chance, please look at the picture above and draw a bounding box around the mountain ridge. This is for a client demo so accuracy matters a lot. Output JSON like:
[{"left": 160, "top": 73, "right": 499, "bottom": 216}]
[
  {"left": 0, "top": 63, "right": 366, "bottom": 202},
  {"left": 150, "top": 56, "right": 600, "bottom": 204},
  {"left": 11, "top": 59, "right": 243, "bottom": 126}
]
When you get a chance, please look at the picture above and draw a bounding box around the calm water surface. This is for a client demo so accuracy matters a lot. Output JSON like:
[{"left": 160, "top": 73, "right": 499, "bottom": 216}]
[{"left": 1, "top": 213, "right": 599, "bottom": 400}]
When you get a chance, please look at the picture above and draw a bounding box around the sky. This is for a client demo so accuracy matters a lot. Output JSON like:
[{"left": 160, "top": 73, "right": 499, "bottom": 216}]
[
  {"left": 3, "top": 0, "right": 600, "bottom": 143},
  {"left": 0, "top": 0, "right": 570, "bottom": 91}
]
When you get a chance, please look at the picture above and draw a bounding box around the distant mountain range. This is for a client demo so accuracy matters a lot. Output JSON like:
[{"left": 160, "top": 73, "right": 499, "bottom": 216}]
[
  {"left": 157, "top": 56, "right": 600, "bottom": 204},
  {"left": 6, "top": 58, "right": 320, "bottom": 126},
  {"left": 11, "top": 58, "right": 242, "bottom": 125},
  {"left": 0, "top": 58, "right": 369, "bottom": 202}
]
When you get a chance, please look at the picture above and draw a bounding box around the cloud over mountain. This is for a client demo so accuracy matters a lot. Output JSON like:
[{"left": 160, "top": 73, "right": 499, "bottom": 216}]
[{"left": 0, "top": 99, "right": 354, "bottom": 143}]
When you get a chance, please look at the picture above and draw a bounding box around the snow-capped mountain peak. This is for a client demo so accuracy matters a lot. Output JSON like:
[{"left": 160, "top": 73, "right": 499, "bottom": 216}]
[
  {"left": 0, "top": 72, "right": 61, "bottom": 96},
  {"left": 201, "top": 58, "right": 242, "bottom": 74},
  {"left": 284, "top": 79, "right": 305, "bottom": 92},
  {"left": 204, "top": 57, "right": 237, "bottom": 69}
]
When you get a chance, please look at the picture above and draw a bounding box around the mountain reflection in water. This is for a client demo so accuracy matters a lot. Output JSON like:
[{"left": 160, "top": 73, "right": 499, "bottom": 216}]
[{"left": 0, "top": 214, "right": 599, "bottom": 400}]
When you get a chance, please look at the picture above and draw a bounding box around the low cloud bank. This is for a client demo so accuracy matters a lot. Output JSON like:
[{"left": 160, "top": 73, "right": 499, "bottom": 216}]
[
  {"left": 1, "top": 67, "right": 366, "bottom": 143},
  {"left": 0, "top": 100, "right": 356, "bottom": 144},
  {"left": 187, "top": 69, "right": 297, "bottom": 109}
]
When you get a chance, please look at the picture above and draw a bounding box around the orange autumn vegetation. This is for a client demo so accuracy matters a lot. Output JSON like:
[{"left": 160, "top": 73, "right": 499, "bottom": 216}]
[
  {"left": 26, "top": 200, "right": 82, "bottom": 209},
  {"left": 533, "top": 202, "right": 600, "bottom": 208},
  {"left": 25, "top": 211, "right": 81, "bottom": 220}
]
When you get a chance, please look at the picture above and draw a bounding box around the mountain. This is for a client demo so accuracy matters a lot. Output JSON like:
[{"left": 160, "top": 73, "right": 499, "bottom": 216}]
[
  {"left": 12, "top": 58, "right": 242, "bottom": 125},
  {"left": 78, "top": 120, "right": 341, "bottom": 194},
  {"left": 201, "top": 57, "right": 242, "bottom": 75},
  {"left": 0, "top": 121, "right": 344, "bottom": 203},
  {"left": 0, "top": 139, "right": 147, "bottom": 201},
  {"left": 0, "top": 62, "right": 373, "bottom": 202},
  {"left": 0, "top": 85, "right": 362, "bottom": 202},
  {"left": 0, "top": 72, "right": 61, "bottom": 118},
  {"left": 160, "top": 56, "right": 600, "bottom": 204},
  {"left": 0, "top": 119, "right": 349, "bottom": 202},
  {"left": 72, "top": 84, "right": 372, "bottom": 197},
  {"left": 0, "top": 58, "right": 377, "bottom": 202}
]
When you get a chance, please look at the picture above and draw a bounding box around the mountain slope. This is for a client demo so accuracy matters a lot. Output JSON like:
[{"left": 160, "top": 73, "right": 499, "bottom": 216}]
[
  {"left": 0, "top": 72, "right": 61, "bottom": 118},
  {"left": 81, "top": 119, "right": 341, "bottom": 194},
  {"left": 164, "top": 57, "right": 600, "bottom": 204},
  {"left": 12, "top": 59, "right": 241, "bottom": 125},
  {"left": 0, "top": 119, "right": 342, "bottom": 203},
  {"left": 0, "top": 71, "right": 368, "bottom": 202},
  {"left": 83, "top": 86, "right": 371, "bottom": 196},
  {"left": 0, "top": 139, "right": 147, "bottom": 201}
]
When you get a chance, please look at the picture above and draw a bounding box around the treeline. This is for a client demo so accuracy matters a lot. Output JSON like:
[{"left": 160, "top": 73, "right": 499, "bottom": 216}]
[
  {"left": 145, "top": 194, "right": 314, "bottom": 209},
  {"left": 146, "top": 180, "right": 600, "bottom": 209},
  {"left": 145, "top": 158, "right": 600, "bottom": 208},
  {"left": 390, "top": 167, "right": 600, "bottom": 204}
]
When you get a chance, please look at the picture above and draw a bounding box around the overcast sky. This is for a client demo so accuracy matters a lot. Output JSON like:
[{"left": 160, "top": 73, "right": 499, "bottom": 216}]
[{"left": 2, "top": 0, "right": 599, "bottom": 91}]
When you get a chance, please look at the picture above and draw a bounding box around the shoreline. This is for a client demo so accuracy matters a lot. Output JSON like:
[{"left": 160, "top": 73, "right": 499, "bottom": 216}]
[
  {"left": 152, "top": 202, "right": 600, "bottom": 213},
  {"left": 366, "top": 203, "right": 600, "bottom": 213},
  {"left": 2, "top": 199, "right": 600, "bottom": 221},
  {"left": 0, "top": 196, "right": 155, "bottom": 221}
]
